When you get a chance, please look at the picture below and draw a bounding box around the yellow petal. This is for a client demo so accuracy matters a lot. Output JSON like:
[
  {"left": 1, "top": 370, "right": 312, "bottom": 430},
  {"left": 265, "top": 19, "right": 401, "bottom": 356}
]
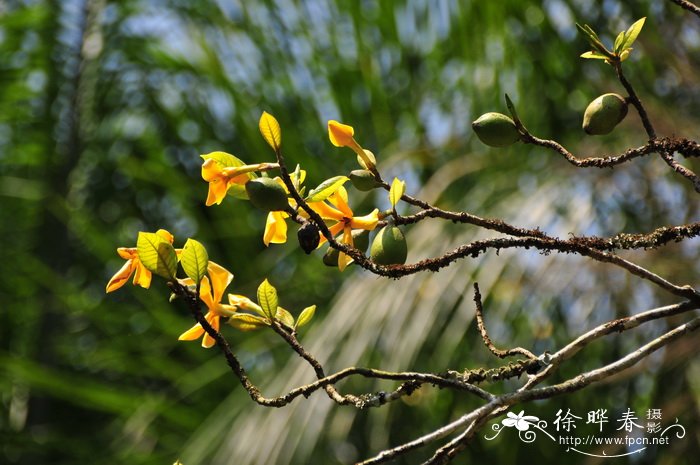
[
  {"left": 337, "top": 225, "right": 353, "bottom": 272},
  {"left": 132, "top": 260, "right": 153, "bottom": 289},
  {"left": 206, "top": 176, "right": 229, "bottom": 206},
  {"left": 350, "top": 209, "right": 380, "bottom": 230},
  {"left": 328, "top": 188, "right": 353, "bottom": 218},
  {"left": 178, "top": 322, "right": 205, "bottom": 341},
  {"left": 105, "top": 259, "right": 135, "bottom": 293},
  {"left": 318, "top": 222, "right": 345, "bottom": 246},
  {"left": 207, "top": 261, "right": 233, "bottom": 304},
  {"left": 328, "top": 120, "right": 355, "bottom": 147},
  {"left": 117, "top": 247, "right": 136, "bottom": 260},
  {"left": 263, "top": 211, "right": 288, "bottom": 246},
  {"left": 202, "top": 313, "right": 219, "bottom": 348},
  {"left": 307, "top": 201, "right": 344, "bottom": 222},
  {"left": 201, "top": 158, "right": 221, "bottom": 182},
  {"left": 198, "top": 276, "right": 215, "bottom": 309}
]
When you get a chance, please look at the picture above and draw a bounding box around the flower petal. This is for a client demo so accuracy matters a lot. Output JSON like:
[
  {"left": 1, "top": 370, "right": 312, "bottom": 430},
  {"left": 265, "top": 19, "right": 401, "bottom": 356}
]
[
  {"left": 263, "top": 211, "right": 288, "bottom": 246},
  {"left": 117, "top": 247, "right": 136, "bottom": 260},
  {"left": 178, "top": 322, "right": 205, "bottom": 341},
  {"left": 350, "top": 209, "right": 380, "bottom": 230},
  {"left": 206, "top": 177, "right": 228, "bottom": 206},
  {"left": 201, "top": 158, "right": 221, "bottom": 182},
  {"left": 208, "top": 261, "right": 233, "bottom": 304},
  {"left": 318, "top": 222, "right": 345, "bottom": 246},
  {"left": 328, "top": 187, "right": 353, "bottom": 218},
  {"left": 308, "top": 201, "right": 344, "bottom": 222},
  {"left": 328, "top": 120, "right": 355, "bottom": 147},
  {"left": 201, "top": 313, "right": 219, "bottom": 348},
  {"left": 105, "top": 259, "right": 136, "bottom": 293},
  {"left": 337, "top": 225, "right": 353, "bottom": 272},
  {"left": 132, "top": 260, "right": 152, "bottom": 289}
]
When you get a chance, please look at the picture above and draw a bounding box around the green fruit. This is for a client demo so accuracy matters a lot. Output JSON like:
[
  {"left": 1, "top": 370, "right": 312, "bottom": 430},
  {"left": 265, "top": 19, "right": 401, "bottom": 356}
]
[
  {"left": 349, "top": 170, "right": 380, "bottom": 191},
  {"left": 322, "top": 230, "right": 370, "bottom": 267},
  {"left": 471, "top": 112, "right": 520, "bottom": 147},
  {"left": 370, "top": 226, "right": 407, "bottom": 265},
  {"left": 245, "top": 177, "right": 289, "bottom": 211},
  {"left": 582, "top": 93, "right": 628, "bottom": 135}
]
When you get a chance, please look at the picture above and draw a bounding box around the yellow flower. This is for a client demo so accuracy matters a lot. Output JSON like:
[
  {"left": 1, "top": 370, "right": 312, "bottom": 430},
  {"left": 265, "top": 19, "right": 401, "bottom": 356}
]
[
  {"left": 178, "top": 261, "right": 235, "bottom": 348},
  {"left": 261, "top": 170, "right": 305, "bottom": 246},
  {"left": 105, "top": 229, "right": 174, "bottom": 293},
  {"left": 327, "top": 120, "right": 376, "bottom": 170},
  {"left": 309, "top": 187, "right": 379, "bottom": 271},
  {"left": 202, "top": 158, "right": 251, "bottom": 206}
]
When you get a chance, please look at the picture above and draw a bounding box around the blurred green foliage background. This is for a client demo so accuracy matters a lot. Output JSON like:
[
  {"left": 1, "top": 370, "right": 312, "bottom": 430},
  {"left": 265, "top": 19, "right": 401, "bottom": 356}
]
[{"left": 1, "top": 0, "right": 699, "bottom": 464}]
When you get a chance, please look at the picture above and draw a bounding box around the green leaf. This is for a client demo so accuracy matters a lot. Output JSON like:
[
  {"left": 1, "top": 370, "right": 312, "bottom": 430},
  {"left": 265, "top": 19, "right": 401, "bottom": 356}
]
[
  {"left": 504, "top": 93, "right": 520, "bottom": 123},
  {"left": 389, "top": 177, "right": 405, "bottom": 208},
  {"left": 275, "top": 307, "right": 295, "bottom": 328},
  {"left": 620, "top": 17, "right": 645, "bottom": 51},
  {"left": 295, "top": 305, "right": 316, "bottom": 329},
  {"left": 227, "top": 313, "right": 270, "bottom": 331},
  {"left": 137, "top": 232, "right": 177, "bottom": 280},
  {"left": 180, "top": 238, "right": 208, "bottom": 285},
  {"left": 580, "top": 51, "right": 609, "bottom": 60},
  {"left": 257, "top": 279, "right": 278, "bottom": 320},
  {"left": 259, "top": 111, "right": 282, "bottom": 152},
  {"left": 305, "top": 176, "right": 349, "bottom": 202},
  {"left": 614, "top": 30, "right": 626, "bottom": 54},
  {"left": 200, "top": 151, "right": 246, "bottom": 168}
]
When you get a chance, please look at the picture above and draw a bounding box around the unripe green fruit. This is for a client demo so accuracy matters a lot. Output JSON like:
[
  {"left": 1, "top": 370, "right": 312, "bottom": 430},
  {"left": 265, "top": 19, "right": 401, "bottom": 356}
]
[
  {"left": 582, "top": 93, "right": 628, "bottom": 135},
  {"left": 471, "top": 112, "right": 520, "bottom": 148},
  {"left": 322, "top": 230, "right": 370, "bottom": 267},
  {"left": 245, "top": 177, "right": 289, "bottom": 211},
  {"left": 370, "top": 226, "right": 407, "bottom": 265},
  {"left": 349, "top": 170, "right": 380, "bottom": 191}
]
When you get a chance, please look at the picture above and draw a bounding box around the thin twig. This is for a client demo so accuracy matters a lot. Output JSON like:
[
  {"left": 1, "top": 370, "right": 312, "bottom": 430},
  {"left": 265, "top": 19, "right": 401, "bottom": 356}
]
[
  {"left": 670, "top": 0, "right": 700, "bottom": 18},
  {"left": 473, "top": 283, "right": 538, "bottom": 360}
]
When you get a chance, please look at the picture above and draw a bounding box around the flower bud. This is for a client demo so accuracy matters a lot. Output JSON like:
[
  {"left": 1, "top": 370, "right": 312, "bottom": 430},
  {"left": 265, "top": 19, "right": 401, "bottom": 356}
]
[
  {"left": 471, "top": 112, "right": 520, "bottom": 147},
  {"left": 582, "top": 93, "right": 628, "bottom": 135},
  {"left": 370, "top": 226, "right": 407, "bottom": 265},
  {"left": 297, "top": 221, "right": 320, "bottom": 254},
  {"left": 245, "top": 177, "right": 289, "bottom": 211}
]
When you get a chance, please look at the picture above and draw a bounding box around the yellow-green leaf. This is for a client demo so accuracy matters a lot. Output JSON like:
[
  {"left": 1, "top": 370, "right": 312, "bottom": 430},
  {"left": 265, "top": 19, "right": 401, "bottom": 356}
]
[
  {"left": 227, "top": 313, "right": 270, "bottom": 331},
  {"left": 201, "top": 151, "right": 246, "bottom": 168},
  {"left": 305, "top": 176, "right": 349, "bottom": 202},
  {"left": 614, "top": 30, "right": 626, "bottom": 54},
  {"left": 580, "top": 51, "right": 608, "bottom": 60},
  {"left": 137, "top": 232, "right": 177, "bottom": 280},
  {"left": 259, "top": 111, "right": 282, "bottom": 152},
  {"left": 275, "top": 307, "right": 295, "bottom": 328},
  {"left": 295, "top": 305, "right": 316, "bottom": 329},
  {"left": 621, "top": 17, "right": 645, "bottom": 51},
  {"left": 180, "top": 238, "right": 208, "bottom": 285},
  {"left": 257, "top": 279, "right": 278, "bottom": 320},
  {"left": 389, "top": 177, "right": 405, "bottom": 208}
]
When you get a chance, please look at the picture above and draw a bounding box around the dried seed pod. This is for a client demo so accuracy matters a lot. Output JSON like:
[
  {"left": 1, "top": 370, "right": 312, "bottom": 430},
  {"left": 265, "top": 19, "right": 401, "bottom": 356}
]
[
  {"left": 471, "top": 112, "right": 520, "bottom": 147},
  {"left": 245, "top": 177, "right": 289, "bottom": 211},
  {"left": 297, "top": 221, "right": 320, "bottom": 254},
  {"left": 582, "top": 93, "right": 628, "bottom": 135},
  {"left": 370, "top": 226, "right": 407, "bottom": 265}
]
